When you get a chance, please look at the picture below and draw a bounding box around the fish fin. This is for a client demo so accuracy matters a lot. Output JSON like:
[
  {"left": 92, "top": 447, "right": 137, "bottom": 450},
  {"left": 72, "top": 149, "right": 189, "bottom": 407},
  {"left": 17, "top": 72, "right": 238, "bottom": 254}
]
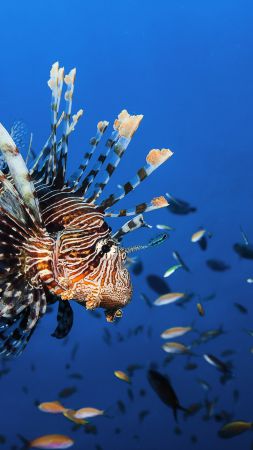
[
  {"left": 0, "top": 124, "right": 42, "bottom": 224},
  {"left": 0, "top": 184, "right": 48, "bottom": 355},
  {"left": 69, "top": 121, "right": 109, "bottom": 193},
  {"left": 51, "top": 300, "right": 73, "bottom": 339},
  {"left": 0, "top": 289, "right": 46, "bottom": 356},
  {"left": 17, "top": 434, "right": 30, "bottom": 449},
  {"left": 240, "top": 225, "right": 249, "bottom": 245},
  {"left": 85, "top": 110, "right": 143, "bottom": 203},
  {"left": 104, "top": 196, "right": 169, "bottom": 218},
  {"left": 99, "top": 149, "right": 172, "bottom": 211},
  {"left": 112, "top": 214, "right": 152, "bottom": 241},
  {"left": 173, "top": 407, "right": 178, "bottom": 422}
]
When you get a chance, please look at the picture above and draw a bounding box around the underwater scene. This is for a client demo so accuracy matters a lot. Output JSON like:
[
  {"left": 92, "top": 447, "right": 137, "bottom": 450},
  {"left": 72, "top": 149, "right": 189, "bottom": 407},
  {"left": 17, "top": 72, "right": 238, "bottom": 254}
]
[{"left": 0, "top": 1, "right": 253, "bottom": 449}]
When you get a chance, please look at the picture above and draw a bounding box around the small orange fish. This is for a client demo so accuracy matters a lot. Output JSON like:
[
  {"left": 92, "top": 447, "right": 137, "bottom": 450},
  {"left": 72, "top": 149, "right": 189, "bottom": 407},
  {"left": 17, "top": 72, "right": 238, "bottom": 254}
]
[
  {"left": 114, "top": 370, "right": 131, "bottom": 383},
  {"left": 197, "top": 303, "right": 205, "bottom": 317},
  {"left": 154, "top": 292, "right": 185, "bottom": 306},
  {"left": 38, "top": 401, "right": 67, "bottom": 414},
  {"left": 29, "top": 434, "right": 74, "bottom": 449},
  {"left": 74, "top": 407, "right": 104, "bottom": 419},
  {"left": 191, "top": 229, "right": 206, "bottom": 243}
]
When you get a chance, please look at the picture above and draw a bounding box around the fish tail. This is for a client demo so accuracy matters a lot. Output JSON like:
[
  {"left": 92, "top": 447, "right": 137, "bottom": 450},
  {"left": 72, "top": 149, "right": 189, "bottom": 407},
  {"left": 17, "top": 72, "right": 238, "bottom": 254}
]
[
  {"left": 173, "top": 407, "right": 178, "bottom": 422},
  {"left": 17, "top": 434, "right": 30, "bottom": 449}
]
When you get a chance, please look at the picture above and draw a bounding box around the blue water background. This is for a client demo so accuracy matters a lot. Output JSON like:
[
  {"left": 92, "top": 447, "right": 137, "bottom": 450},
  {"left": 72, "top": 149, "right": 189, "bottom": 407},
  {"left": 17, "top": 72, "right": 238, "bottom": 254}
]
[{"left": 0, "top": 1, "right": 253, "bottom": 449}]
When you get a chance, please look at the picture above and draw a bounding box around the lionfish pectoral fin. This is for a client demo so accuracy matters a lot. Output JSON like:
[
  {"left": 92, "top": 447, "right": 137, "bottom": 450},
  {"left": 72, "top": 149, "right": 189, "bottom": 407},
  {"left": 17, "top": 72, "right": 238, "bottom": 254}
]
[
  {"left": 0, "top": 289, "right": 46, "bottom": 357},
  {"left": 0, "top": 123, "right": 42, "bottom": 224},
  {"left": 105, "top": 308, "right": 123, "bottom": 323},
  {"left": 51, "top": 300, "right": 73, "bottom": 339},
  {"left": 0, "top": 173, "right": 48, "bottom": 355}
]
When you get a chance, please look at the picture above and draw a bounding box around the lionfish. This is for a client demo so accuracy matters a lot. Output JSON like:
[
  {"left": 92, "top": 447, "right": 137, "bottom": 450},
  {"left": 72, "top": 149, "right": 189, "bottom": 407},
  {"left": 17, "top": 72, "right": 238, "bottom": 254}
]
[{"left": 0, "top": 62, "right": 173, "bottom": 356}]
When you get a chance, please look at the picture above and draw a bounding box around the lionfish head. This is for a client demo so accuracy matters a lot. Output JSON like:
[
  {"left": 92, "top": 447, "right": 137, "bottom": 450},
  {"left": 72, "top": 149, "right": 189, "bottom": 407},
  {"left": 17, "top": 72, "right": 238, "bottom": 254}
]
[{"left": 53, "top": 220, "right": 132, "bottom": 322}]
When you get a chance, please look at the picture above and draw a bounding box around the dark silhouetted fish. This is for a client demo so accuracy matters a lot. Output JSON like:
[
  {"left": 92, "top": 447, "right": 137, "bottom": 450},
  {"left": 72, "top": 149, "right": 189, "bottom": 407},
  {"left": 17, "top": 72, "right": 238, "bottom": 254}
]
[
  {"left": 233, "top": 243, "right": 253, "bottom": 259},
  {"left": 166, "top": 193, "right": 197, "bottom": 215},
  {"left": 146, "top": 275, "right": 170, "bottom": 295},
  {"left": 147, "top": 369, "right": 187, "bottom": 421},
  {"left": 234, "top": 302, "right": 248, "bottom": 314},
  {"left": 199, "top": 236, "right": 208, "bottom": 250},
  {"left": 58, "top": 386, "right": 77, "bottom": 398},
  {"left": 206, "top": 259, "right": 230, "bottom": 271},
  {"left": 139, "top": 410, "right": 150, "bottom": 423}
]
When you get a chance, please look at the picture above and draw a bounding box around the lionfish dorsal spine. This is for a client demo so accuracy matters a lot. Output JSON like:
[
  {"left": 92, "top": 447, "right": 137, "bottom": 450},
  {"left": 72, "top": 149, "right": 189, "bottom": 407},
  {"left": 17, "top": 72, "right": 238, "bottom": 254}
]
[{"left": 0, "top": 124, "right": 42, "bottom": 224}]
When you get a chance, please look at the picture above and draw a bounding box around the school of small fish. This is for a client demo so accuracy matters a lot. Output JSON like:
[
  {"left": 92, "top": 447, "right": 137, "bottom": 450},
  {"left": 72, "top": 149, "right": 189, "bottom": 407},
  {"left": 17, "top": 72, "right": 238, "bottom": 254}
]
[{"left": 0, "top": 66, "right": 253, "bottom": 450}]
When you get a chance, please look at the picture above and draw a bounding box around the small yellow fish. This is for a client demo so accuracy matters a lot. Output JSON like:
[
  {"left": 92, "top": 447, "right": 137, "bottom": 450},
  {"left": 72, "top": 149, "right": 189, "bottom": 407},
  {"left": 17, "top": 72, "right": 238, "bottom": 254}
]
[
  {"left": 191, "top": 229, "right": 206, "bottom": 243},
  {"left": 197, "top": 303, "right": 205, "bottom": 317},
  {"left": 154, "top": 292, "right": 185, "bottom": 306},
  {"left": 74, "top": 407, "right": 104, "bottom": 419},
  {"left": 156, "top": 224, "right": 174, "bottom": 231},
  {"left": 63, "top": 409, "right": 87, "bottom": 425},
  {"left": 29, "top": 434, "right": 74, "bottom": 449},
  {"left": 218, "top": 421, "right": 253, "bottom": 438},
  {"left": 162, "top": 342, "right": 189, "bottom": 354},
  {"left": 163, "top": 264, "right": 182, "bottom": 278},
  {"left": 114, "top": 370, "right": 131, "bottom": 383},
  {"left": 38, "top": 401, "right": 67, "bottom": 414},
  {"left": 161, "top": 326, "right": 192, "bottom": 339}
]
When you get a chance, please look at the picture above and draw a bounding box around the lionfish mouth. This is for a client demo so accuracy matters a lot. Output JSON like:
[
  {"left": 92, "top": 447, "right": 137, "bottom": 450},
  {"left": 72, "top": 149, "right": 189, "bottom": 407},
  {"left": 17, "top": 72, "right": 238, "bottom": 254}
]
[{"left": 0, "top": 61, "right": 173, "bottom": 356}]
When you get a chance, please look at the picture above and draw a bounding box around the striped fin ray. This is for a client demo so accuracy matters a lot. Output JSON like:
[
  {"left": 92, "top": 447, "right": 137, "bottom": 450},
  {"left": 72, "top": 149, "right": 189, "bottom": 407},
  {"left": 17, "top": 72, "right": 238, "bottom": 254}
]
[
  {"left": 0, "top": 124, "right": 42, "bottom": 224},
  {"left": 105, "top": 195, "right": 169, "bottom": 218},
  {"left": 112, "top": 214, "right": 152, "bottom": 241},
  {"left": 0, "top": 171, "right": 44, "bottom": 234},
  {"left": 0, "top": 289, "right": 46, "bottom": 356},
  {"left": 51, "top": 300, "right": 73, "bottom": 339},
  {"left": 54, "top": 68, "right": 76, "bottom": 186},
  {"left": 85, "top": 110, "right": 143, "bottom": 203},
  {"left": 99, "top": 148, "right": 173, "bottom": 211},
  {"left": 32, "top": 110, "right": 82, "bottom": 185},
  {"left": 46, "top": 62, "right": 64, "bottom": 185},
  {"left": 30, "top": 111, "right": 64, "bottom": 176},
  {"left": 68, "top": 120, "right": 110, "bottom": 192}
]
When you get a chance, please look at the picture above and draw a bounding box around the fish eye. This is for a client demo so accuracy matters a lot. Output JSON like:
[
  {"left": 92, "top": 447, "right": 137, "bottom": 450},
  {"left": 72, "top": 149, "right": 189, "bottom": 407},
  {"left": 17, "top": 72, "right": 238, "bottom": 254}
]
[{"left": 101, "top": 244, "right": 111, "bottom": 254}]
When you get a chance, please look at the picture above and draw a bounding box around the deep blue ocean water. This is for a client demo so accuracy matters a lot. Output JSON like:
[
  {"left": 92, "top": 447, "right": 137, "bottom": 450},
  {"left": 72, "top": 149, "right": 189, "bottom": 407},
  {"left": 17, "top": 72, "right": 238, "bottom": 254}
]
[{"left": 0, "top": 1, "right": 253, "bottom": 449}]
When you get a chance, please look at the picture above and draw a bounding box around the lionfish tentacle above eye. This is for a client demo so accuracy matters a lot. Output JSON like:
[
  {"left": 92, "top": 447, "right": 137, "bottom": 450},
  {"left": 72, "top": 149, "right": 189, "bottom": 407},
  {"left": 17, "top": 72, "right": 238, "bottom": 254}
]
[{"left": 98, "top": 148, "right": 173, "bottom": 212}]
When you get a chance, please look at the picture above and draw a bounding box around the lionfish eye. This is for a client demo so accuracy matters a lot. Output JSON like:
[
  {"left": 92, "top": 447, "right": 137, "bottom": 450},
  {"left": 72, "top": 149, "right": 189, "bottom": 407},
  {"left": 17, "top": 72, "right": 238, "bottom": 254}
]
[{"left": 101, "top": 244, "right": 111, "bottom": 254}]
